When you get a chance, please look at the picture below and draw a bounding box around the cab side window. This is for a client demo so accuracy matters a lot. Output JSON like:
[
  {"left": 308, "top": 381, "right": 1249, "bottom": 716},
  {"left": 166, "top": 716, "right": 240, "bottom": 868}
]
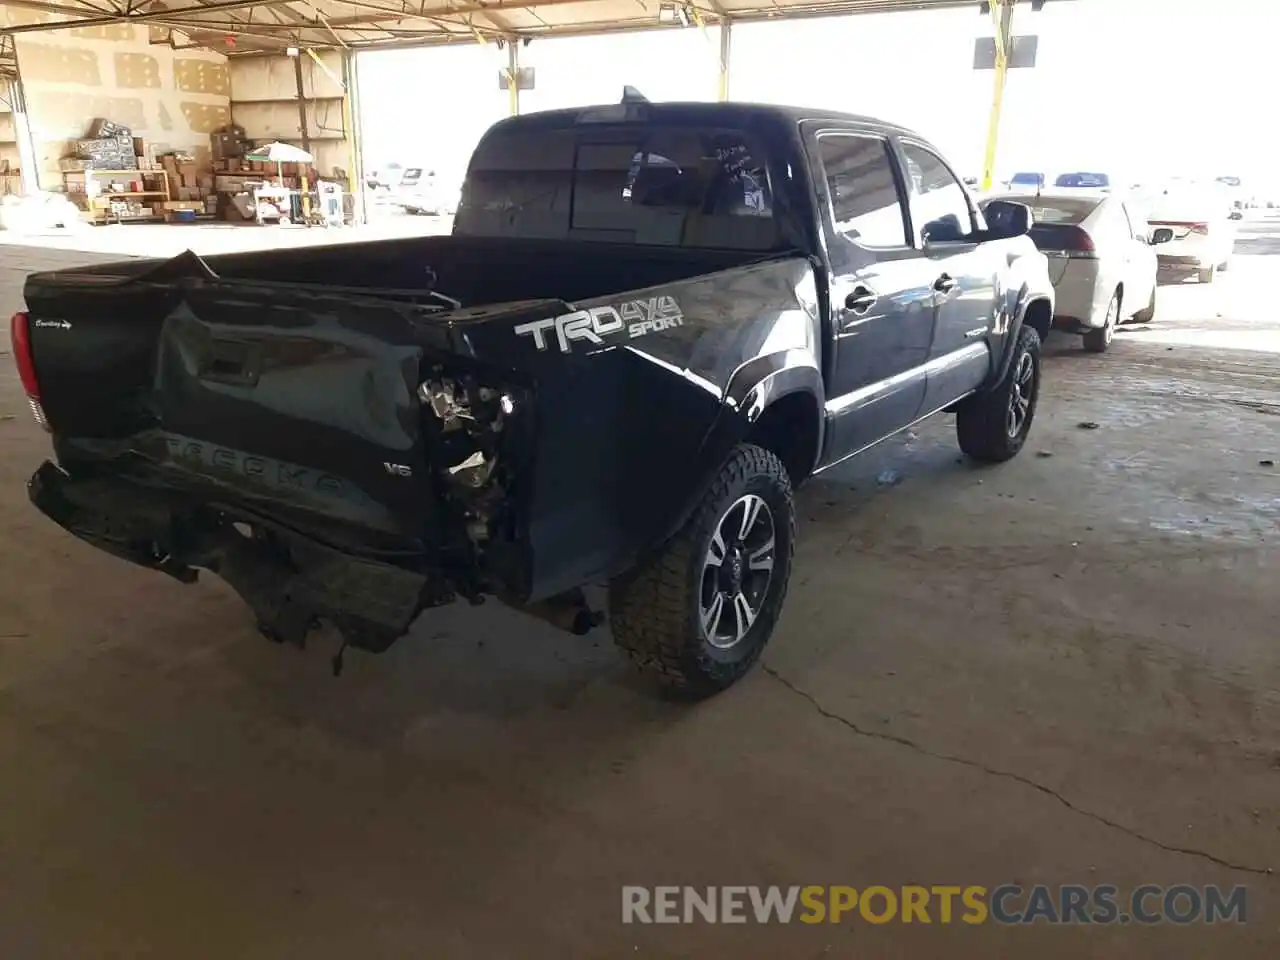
[
  {"left": 901, "top": 142, "right": 977, "bottom": 244},
  {"left": 815, "top": 133, "right": 910, "bottom": 249}
]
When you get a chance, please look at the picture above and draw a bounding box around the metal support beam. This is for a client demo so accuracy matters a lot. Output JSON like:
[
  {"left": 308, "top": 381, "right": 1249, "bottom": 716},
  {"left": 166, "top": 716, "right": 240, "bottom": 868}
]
[
  {"left": 341, "top": 49, "right": 367, "bottom": 224},
  {"left": 0, "top": 0, "right": 286, "bottom": 35},
  {"left": 717, "top": 19, "right": 732, "bottom": 101},
  {"left": 8, "top": 49, "right": 40, "bottom": 192},
  {"left": 292, "top": 53, "right": 311, "bottom": 153},
  {"left": 506, "top": 40, "right": 519, "bottom": 117},
  {"left": 979, "top": 0, "right": 1014, "bottom": 192}
]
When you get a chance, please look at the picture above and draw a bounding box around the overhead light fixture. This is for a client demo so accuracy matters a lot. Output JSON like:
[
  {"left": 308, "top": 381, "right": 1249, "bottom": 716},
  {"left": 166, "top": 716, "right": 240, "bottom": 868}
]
[{"left": 286, "top": 46, "right": 300, "bottom": 57}]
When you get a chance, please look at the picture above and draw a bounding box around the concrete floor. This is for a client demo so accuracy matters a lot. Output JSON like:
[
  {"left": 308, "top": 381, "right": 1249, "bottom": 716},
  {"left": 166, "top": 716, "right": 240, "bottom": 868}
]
[{"left": 0, "top": 223, "right": 1277, "bottom": 958}]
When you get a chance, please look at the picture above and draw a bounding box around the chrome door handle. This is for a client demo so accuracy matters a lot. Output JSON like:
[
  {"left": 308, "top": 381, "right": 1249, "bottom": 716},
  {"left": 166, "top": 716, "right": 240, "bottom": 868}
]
[{"left": 845, "top": 285, "right": 878, "bottom": 315}]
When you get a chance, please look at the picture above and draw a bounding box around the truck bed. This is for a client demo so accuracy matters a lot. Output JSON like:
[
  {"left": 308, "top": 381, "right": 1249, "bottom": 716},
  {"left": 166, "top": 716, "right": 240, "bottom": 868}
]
[
  {"left": 20, "top": 235, "right": 815, "bottom": 629},
  {"left": 48, "top": 234, "right": 771, "bottom": 310}
]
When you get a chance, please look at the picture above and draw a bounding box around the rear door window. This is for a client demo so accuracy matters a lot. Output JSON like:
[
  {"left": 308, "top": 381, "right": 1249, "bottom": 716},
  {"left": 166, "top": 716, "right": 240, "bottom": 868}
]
[{"left": 1025, "top": 198, "right": 1101, "bottom": 224}]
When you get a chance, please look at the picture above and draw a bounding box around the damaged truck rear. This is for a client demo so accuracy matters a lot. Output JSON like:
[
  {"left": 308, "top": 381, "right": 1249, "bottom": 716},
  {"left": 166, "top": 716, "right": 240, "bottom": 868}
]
[{"left": 12, "top": 101, "right": 1052, "bottom": 697}]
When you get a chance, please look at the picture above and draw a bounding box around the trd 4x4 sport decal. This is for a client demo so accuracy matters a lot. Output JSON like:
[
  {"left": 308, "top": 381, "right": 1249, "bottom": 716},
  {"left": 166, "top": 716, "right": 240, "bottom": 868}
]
[{"left": 514, "top": 295, "right": 684, "bottom": 354}]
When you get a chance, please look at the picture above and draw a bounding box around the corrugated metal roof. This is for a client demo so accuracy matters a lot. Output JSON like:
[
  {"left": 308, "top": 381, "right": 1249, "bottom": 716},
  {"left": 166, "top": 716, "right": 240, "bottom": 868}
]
[{"left": 0, "top": 0, "right": 977, "bottom": 58}]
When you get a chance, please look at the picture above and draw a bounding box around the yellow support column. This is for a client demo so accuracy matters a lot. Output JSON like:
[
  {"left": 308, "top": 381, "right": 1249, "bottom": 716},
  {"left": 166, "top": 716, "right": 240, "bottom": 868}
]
[
  {"left": 980, "top": 0, "right": 1015, "bottom": 192},
  {"left": 506, "top": 41, "right": 520, "bottom": 117},
  {"left": 718, "top": 19, "right": 732, "bottom": 101}
]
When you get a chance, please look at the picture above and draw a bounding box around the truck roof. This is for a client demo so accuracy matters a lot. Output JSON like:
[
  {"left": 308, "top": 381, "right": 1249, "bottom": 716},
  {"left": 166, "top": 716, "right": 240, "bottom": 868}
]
[{"left": 483, "top": 100, "right": 917, "bottom": 138}]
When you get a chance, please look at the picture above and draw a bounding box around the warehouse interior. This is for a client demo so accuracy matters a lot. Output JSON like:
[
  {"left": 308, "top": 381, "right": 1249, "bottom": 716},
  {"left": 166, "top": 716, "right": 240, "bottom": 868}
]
[
  {"left": 2, "top": 2, "right": 1278, "bottom": 958},
  {"left": 1, "top": 0, "right": 1021, "bottom": 229}
]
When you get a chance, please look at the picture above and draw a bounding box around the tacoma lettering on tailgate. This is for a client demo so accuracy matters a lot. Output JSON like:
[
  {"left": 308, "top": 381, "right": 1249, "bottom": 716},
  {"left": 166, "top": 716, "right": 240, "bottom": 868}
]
[{"left": 159, "top": 434, "right": 381, "bottom": 510}]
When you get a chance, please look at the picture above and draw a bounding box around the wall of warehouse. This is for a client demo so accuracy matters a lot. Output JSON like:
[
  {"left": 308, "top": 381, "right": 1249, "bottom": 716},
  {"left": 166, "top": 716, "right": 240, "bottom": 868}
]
[
  {"left": 0, "top": 94, "right": 18, "bottom": 188},
  {"left": 228, "top": 51, "right": 350, "bottom": 182},
  {"left": 0, "top": 8, "right": 230, "bottom": 188}
]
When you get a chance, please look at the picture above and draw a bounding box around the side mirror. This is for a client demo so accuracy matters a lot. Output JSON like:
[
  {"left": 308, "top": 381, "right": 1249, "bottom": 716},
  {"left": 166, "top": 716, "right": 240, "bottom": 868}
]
[
  {"left": 1149, "top": 227, "right": 1174, "bottom": 245},
  {"left": 922, "top": 214, "right": 967, "bottom": 245},
  {"left": 981, "top": 199, "right": 1032, "bottom": 240}
]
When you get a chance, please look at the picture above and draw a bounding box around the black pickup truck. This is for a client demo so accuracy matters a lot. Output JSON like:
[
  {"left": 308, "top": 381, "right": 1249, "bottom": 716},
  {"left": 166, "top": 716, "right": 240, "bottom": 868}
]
[{"left": 12, "top": 99, "right": 1053, "bottom": 698}]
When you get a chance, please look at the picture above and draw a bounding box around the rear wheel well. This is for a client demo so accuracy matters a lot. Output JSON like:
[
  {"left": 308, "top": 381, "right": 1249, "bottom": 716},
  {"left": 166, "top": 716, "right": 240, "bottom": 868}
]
[
  {"left": 745, "top": 392, "right": 820, "bottom": 487},
  {"left": 1022, "top": 297, "right": 1052, "bottom": 342}
]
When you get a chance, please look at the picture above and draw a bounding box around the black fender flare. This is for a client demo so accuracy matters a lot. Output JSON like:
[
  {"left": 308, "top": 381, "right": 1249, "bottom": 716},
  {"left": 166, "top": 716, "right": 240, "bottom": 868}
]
[
  {"left": 984, "top": 286, "right": 1047, "bottom": 390},
  {"left": 648, "top": 351, "right": 825, "bottom": 551}
]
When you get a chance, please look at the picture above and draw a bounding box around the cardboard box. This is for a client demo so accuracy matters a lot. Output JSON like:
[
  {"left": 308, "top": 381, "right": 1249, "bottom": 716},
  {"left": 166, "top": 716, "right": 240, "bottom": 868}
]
[
  {"left": 88, "top": 118, "right": 131, "bottom": 139},
  {"left": 163, "top": 200, "right": 204, "bottom": 211}
]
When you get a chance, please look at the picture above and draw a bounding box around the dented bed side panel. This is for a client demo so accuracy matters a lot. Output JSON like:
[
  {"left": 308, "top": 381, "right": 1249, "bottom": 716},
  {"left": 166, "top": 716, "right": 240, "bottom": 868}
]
[
  {"left": 22, "top": 251, "right": 822, "bottom": 612},
  {"left": 482, "top": 256, "right": 823, "bottom": 599}
]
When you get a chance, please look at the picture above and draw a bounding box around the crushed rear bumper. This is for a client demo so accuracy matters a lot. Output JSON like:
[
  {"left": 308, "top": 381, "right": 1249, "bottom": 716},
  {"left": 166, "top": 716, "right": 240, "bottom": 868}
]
[{"left": 29, "top": 460, "right": 441, "bottom": 651}]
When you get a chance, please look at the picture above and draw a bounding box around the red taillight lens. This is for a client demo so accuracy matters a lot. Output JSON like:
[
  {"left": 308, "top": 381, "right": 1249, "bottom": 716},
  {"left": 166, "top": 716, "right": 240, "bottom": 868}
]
[
  {"left": 1030, "top": 224, "right": 1096, "bottom": 258},
  {"left": 10, "top": 310, "right": 50, "bottom": 432},
  {"left": 9, "top": 311, "right": 39, "bottom": 400},
  {"left": 1070, "top": 227, "right": 1096, "bottom": 252}
]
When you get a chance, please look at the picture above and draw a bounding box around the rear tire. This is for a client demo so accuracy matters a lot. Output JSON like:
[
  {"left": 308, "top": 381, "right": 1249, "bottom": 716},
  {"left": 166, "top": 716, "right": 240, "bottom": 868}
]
[
  {"left": 1131, "top": 287, "right": 1156, "bottom": 324},
  {"left": 1198, "top": 265, "right": 1215, "bottom": 283},
  {"left": 1083, "top": 291, "right": 1120, "bottom": 353},
  {"left": 609, "top": 444, "right": 795, "bottom": 700},
  {"left": 956, "top": 324, "right": 1041, "bottom": 463}
]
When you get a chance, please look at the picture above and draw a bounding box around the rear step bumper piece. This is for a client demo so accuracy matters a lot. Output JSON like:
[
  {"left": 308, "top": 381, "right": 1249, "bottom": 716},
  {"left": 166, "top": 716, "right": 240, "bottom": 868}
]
[
  {"left": 28, "top": 461, "right": 605, "bottom": 652},
  {"left": 29, "top": 460, "right": 438, "bottom": 651}
]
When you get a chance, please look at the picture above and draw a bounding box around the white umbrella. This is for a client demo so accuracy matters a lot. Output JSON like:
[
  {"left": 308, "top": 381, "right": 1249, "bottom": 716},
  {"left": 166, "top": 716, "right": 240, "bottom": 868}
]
[{"left": 244, "top": 141, "right": 313, "bottom": 181}]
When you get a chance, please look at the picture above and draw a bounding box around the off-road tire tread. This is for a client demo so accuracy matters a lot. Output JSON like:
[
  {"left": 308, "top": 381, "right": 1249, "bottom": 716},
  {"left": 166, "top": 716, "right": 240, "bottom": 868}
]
[
  {"left": 956, "top": 324, "right": 1041, "bottom": 463},
  {"left": 609, "top": 443, "right": 795, "bottom": 699}
]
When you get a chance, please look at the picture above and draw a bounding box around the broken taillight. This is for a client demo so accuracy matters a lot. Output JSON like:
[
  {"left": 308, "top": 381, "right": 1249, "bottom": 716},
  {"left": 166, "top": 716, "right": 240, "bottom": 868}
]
[{"left": 9, "top": 311, "right": 49, "bottom": 431}]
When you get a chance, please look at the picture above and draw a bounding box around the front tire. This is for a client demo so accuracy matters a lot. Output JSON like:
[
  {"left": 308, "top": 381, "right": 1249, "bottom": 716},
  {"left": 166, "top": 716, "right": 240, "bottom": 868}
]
[
  {"left": 609, "top": 444, "right": 795, "bottom": 699},
  {"left": 956, "top": 324, "right": 1041, "bottom": 463}
]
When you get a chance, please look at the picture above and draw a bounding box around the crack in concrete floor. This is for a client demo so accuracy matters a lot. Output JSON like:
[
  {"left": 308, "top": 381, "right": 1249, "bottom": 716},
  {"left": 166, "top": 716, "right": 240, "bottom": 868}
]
[{"left": 762, "top": 664, "right": 1276, "bottom": 880}]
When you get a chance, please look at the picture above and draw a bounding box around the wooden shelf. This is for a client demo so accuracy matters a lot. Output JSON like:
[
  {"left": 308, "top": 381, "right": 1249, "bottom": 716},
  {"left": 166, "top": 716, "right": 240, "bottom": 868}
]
[
  {"left": 65, "top": 169, "right": 166, "bottom": 176},
  {"left": 66, "top": 167, "right": 172, "bottom": 223}
]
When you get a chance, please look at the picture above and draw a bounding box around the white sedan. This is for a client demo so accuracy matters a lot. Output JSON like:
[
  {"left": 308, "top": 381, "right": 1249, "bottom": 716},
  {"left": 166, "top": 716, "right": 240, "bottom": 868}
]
[{"left": 983, "top": 190, "right": 1158, "bottom": 353}]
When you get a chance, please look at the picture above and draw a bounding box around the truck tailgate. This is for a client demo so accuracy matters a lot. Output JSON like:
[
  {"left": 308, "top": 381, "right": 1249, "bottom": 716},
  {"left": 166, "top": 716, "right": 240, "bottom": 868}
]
[{"left": 24, "top": 271, "right": 438, "bottom": 553}]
